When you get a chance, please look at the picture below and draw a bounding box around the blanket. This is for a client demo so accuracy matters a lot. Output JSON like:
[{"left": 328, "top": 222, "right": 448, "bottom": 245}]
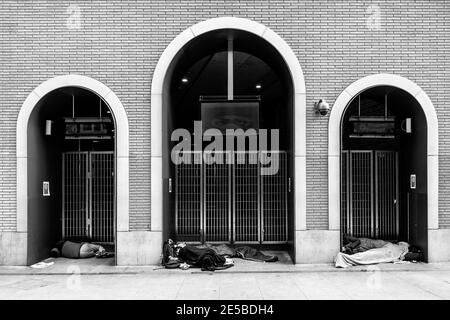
[
  {"left": 234, "top": 246, "right": 279, "bottom": 262},
  {"left": 335, "top": 242, "right": 409, "bottom": 268},
  {"left": 178, "top": 246, "right": 230, "bottom": 271},
  {"left": 198, "top": 244, "right": 279, "bottom": 262},
  {"left": 196, "top": 243, "right": 236, "bottom": 257}
]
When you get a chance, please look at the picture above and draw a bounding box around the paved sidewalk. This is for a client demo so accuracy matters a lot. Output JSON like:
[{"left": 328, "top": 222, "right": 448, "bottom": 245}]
[{"left": 1, "top": 259, "right": 450, "bottom": 299}]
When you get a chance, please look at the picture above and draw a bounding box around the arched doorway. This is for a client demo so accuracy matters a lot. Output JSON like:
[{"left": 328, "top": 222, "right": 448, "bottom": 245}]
[
  {"left": 17, "top": 75, "right": 129, "bottom": 265},
  {"left": 151, "top": 17, "right": 306, "bottom": 263},
  {"left": 329, "top": 74, "right": 438, "bottom": 261}
]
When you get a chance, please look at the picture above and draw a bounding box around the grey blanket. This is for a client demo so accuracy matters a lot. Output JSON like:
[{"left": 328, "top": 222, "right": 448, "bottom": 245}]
[{"left": 197, "top": 244, "right": 278, "bottom": 262}]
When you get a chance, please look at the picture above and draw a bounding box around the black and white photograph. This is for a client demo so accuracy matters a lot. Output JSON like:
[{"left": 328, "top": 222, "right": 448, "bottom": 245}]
[{"left": 0, "top": 0, "right": 450, "bottom": 313}]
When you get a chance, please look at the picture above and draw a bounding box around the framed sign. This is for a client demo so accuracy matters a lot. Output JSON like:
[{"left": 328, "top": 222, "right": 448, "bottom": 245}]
[
  {"left": 201, "top": 101, "right": 259, "bottom": 134},
  {"left": 43, "top": 181, "right": 50, "bottom": 196}
]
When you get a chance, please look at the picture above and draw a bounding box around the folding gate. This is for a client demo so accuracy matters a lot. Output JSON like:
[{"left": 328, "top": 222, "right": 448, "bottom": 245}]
[
  {"left": 204, "top": 151, "right": 232, "bottom": 243},
  {"left": 341, "top": 150, "right": 399, "bottom": 239},
  {"left": 175, "top": 151, "right": 288, "bottom": 244},
  {"left": 234, "top": 151, "right": 260, "bottom": 243},
  {"left": 62, "top": 151, "right": 115, "bottom": 242}
]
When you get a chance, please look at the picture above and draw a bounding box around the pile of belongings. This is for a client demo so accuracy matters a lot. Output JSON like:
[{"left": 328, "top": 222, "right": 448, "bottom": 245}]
[
  {"left": 335, "top": 235, "right": 413, "bottom": 268},
  {"left": 162, "top": 240, "right": 278, "bottom": 271},
  {"left": 403, "top": 246, "right": 424, "bottom": 262}
]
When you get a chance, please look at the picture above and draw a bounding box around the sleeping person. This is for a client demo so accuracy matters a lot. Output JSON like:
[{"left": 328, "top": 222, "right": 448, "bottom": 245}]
[
  {"left": 335, "top": 241, "right": 409, "bottom": 268},
  {"left": 342, "top": 235, "right": 390, "bottom": 254},
  {"left": 50, "top": 240, "right": 106, "bottom": 259},
  {"left": 177, "top": 242, "right": 233, "bottom": 271},
  {"left": 162, "top": 239, "right": 233, "bottom": 271}
]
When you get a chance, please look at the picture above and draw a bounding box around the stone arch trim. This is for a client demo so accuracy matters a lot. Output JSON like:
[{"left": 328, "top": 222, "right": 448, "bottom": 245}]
[
  {"left": 150, "top": 16, "right": 307, "bottom": 238},
  {"left": 328, "top": 73, "right": 438, "bottom": 234},
  {"left": 17, "top": 74, "right": 130, "bottom": 236}
]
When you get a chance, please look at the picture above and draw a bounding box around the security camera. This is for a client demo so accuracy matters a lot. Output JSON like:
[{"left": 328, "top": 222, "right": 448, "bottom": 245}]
[{"left": 315, "top": 99, "right": 330, "bottom": 116}]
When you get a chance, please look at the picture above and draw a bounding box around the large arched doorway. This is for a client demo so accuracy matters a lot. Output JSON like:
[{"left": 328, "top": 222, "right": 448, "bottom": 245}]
[
  {"left": 151, "top": 17, "right": 306, "bottom": 263},
  {"left": 17, "top": 75, "right": 129, "bottom": 266},
  {"left": 329, "top": 74, "right": 438, "bottom": 262}
]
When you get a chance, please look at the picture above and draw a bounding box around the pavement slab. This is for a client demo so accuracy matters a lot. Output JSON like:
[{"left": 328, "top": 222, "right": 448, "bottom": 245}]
[{"left": 1, "top": 260, "right": 450, "bottom": 299}]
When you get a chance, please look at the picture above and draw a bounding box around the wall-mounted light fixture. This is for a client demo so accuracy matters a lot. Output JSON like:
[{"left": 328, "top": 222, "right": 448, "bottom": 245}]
[
  {"left": 401, "top": 118, "right": 412, "bottom": 133},
  {"left": 45, "top": 120, "right": 53, "bottom": 135},
  {"left": 314, "top": 99, "right": 331, "bottom": 116}
]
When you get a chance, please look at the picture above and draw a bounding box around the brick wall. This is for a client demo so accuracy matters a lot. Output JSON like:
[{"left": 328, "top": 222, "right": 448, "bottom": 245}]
[{"left": 1, "top": 0, "right": 449, "bottom": 231}]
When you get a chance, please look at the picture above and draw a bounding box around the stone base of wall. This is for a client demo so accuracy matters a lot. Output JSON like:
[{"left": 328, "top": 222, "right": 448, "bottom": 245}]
[
  {"left": 3, "top": 229, "right": 450, "bottom": 266},
  {"left": 428, "top": 229, "right": 450, "bottom": 262},
  {"left": 116, "top": 231, "right": 162, "bottom": 265},
  {"left": 295, "top": 230, "right": 340, "bottom": 264},
  {"left": 0, "top": 232, "right": 27, "bottom": 265}
]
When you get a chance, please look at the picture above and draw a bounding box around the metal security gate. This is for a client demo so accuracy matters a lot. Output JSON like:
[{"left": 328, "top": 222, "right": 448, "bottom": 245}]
[
  {"left": 63, "top": 151, "right": 115, "bottom": 242},
  {"left": 175, "top": 152, "right": 202, "bottom": 242},
  {"left": 204, "top": 151, "right": 232, "bottom": 243},
  {"left": 175, "top": 151, "right": 288, "bottom": 244},
  {"left": 62, "top": 152, "right": 88, "bottom": 241},
  {"left": 261, "top": 151, "right": 288, "bottom": 243},
  {"left": 90, "top": 152, "right": 115, "bottom": 242},
  {"left": 341, "top": 150, "right": 399, "bottom": 239},
  {"left": 375, "top": 151, "right": 399, "bottom": 239},
  {"left": 234, "top": 151, "right": 260, "bottom": 243}
]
